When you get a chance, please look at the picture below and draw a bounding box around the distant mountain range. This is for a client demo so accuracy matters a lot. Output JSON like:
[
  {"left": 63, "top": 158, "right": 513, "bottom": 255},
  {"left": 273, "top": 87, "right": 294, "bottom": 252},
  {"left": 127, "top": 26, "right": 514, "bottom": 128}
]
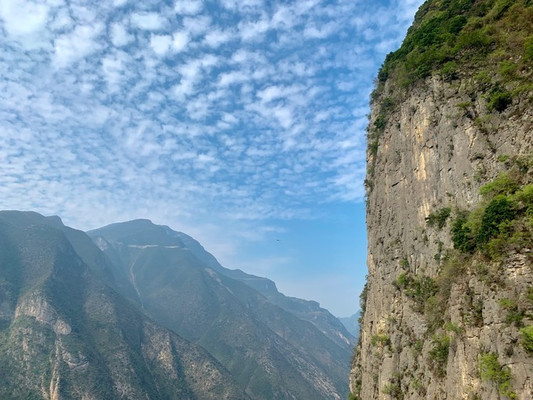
[
  {"left": 339, "top": 312, "right": 360, "bottom": 340},
  {"left": 0, "top": 211, "right": 355, "bottom": 399}
]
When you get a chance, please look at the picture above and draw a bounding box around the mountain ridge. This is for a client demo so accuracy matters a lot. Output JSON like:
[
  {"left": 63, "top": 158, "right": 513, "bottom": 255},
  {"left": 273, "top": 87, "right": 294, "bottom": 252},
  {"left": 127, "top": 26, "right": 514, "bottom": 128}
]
[
  {"left": 0, "top": 210, "right": 248, "bottom": 399},
  {"left": 89, "top": 219, "right": 355, "bottom": 347},
  {"left": 89, "top": 218, "right": 355, "bottom": 399}
]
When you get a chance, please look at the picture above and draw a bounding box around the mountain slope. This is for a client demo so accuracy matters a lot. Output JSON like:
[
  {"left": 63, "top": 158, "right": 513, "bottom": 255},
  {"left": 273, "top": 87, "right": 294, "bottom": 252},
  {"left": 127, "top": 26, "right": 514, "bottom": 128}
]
[
  {"left": 163, "top": 227, "right": 355, "bottom": 351},
  {"left": 0, "top": 211, "right": 248, "bottom": 399},
  {"left": 89, "top": 219, "right": 354, "bottom": 400},
  {"left": 339, "top": 312, "right": 360, "bottom": 340},
  {"left": 351, "top": 1, "right": 532, "bottom": 399}
]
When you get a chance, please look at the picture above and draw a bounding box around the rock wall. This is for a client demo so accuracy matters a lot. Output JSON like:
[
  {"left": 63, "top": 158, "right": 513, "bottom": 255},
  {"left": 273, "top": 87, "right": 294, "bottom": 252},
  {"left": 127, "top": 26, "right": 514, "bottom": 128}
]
[{"left": 350, "top": 70, "right": 533, "bottom": 399}]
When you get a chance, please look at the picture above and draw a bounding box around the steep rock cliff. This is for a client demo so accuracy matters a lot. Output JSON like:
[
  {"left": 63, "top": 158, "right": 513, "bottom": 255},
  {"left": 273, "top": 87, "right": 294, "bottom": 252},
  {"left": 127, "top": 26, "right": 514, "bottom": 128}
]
[{"left": 351, "top": 1, "right": 533, "bottom": 399}]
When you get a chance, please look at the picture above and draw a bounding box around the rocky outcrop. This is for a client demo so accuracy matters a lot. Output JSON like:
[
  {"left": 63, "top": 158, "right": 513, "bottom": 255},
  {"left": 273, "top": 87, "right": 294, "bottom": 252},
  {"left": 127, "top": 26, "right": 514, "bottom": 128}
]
[
  {"left": 15, "top": 294, "right": 72, "bottom": 335},
  {"left": 350, "top": 1, "right": 533, "bottom": 399}
]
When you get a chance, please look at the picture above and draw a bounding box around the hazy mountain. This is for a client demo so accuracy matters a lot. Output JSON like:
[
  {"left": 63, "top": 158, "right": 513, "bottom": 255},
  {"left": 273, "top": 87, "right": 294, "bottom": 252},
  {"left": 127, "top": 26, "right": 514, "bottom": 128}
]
[
  {"left": 0, "top": 211, "right": 247, "bottom": 399},
  {"left": 155, "top": 225, "right": 356, "bottom": 351},
  {"left": 89, "top": 219, "right": 355, "bottom": 400},
  {"left": 338, "top": 312, "right": 360, "bottom": 340},
  {"left": 0, "top": 211, "right": 354, "bottom": 399}
]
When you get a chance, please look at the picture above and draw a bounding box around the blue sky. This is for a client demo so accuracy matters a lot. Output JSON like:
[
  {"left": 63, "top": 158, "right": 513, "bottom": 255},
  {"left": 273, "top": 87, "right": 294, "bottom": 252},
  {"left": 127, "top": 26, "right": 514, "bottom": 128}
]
[{"left": 0, "top": 0, "right": 423, "bottom": 317}]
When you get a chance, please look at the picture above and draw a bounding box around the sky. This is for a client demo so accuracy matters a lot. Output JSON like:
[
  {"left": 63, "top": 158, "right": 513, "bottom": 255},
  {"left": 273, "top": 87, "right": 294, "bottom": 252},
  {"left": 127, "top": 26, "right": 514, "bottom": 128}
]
[{"left": 0, "top": 0, "right": 424, "bottom": 317}]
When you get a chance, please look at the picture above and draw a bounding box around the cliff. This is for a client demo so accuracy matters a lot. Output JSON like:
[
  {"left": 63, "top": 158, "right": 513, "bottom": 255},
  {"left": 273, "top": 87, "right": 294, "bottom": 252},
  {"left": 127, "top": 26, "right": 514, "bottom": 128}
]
[{"left": 351, "top": 1, "right": 533, "bottom": 399}]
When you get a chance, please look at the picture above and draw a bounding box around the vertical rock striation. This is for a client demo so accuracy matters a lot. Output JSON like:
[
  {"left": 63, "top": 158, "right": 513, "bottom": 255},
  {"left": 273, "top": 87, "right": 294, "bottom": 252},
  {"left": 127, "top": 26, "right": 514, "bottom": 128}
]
[{"left": 351, "top": 1, "right": 533, "bottom": 399}]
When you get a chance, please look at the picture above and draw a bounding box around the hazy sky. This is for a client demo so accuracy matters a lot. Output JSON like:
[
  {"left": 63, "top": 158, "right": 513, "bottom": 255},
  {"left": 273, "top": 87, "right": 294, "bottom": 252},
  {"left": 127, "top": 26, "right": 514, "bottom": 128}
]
[{"left": 0, "top": 0, "right": 423, "bottom": 317}]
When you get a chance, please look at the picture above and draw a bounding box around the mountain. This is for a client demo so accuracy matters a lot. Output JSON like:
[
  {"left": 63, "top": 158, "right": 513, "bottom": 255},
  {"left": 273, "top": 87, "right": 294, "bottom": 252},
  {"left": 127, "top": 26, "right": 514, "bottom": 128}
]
[
  {"left": 0, "top": 211, "right": 248, "bottom": 399},
  {"left": 161, "top": 227, "right": 355, "bottom": 351},
  {"left": 351, "top": 1, "right": 532, "bottom": 399},
  {"left": 89, "top": 219, "right": 355, "bottom": 400},
  {"left": 339, "top": 312, "right": 360, "bottom": 340}
]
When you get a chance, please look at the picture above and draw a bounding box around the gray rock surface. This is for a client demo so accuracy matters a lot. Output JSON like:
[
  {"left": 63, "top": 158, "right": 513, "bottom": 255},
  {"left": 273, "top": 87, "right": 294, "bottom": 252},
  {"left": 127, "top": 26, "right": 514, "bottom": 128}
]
[{"left": 350, "top": 71, "right": 532, "bottom": 400}]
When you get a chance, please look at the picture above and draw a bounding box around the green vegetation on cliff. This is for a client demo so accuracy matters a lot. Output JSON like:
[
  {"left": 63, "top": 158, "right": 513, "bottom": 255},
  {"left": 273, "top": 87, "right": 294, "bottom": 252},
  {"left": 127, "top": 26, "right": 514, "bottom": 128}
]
[
  {"left": 422, "top": 156, "right": 531, "bottom": 326},
  {"left": 374, "top": 0, "right": 533, "bottom": 95},
  {"left": 479, "top": 352, "right": 517, "bottom": 399},
  {"left": 387, "top": 155, "right": 533, "bottom": 398},
  {"left": 451, "top": 155, "right": 533, "bottom": 260}
]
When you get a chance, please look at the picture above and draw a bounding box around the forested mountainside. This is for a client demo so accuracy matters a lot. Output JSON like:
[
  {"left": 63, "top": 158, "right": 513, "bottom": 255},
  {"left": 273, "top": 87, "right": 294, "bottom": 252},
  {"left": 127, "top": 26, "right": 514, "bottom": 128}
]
[
  {"left": 351, "top": 0, "right": 532, "bottom": 399},
  {"left": 89, "top": 219, "right": 355, "bottom": 400},
  {"left": 0, "top": 211, "right": 247, "bottom": 400},
  {"left": 0, "top": 210, "right": 354, "bottom": 399}
]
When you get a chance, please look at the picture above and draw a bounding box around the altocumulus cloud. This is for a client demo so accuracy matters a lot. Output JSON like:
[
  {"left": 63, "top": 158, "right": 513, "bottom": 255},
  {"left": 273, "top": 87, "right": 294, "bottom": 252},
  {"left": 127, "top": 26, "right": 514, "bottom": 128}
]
[{"left": 0, "top": 0, "right": 422, "bottom": 259}]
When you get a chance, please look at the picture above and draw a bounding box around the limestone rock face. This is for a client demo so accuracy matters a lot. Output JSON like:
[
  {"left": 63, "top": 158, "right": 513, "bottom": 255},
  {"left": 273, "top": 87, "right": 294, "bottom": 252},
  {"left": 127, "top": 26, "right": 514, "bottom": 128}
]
[
  {"left": 350, "top": 2, "right": 533, "bottom": 398},
  {"left": 15, "top": 294, "right": 72, "bottom": 335}
]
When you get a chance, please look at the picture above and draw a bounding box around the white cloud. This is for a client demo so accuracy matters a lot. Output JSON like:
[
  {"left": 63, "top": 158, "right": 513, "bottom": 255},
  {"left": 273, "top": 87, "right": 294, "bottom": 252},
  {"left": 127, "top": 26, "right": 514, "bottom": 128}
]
[
  {"left": 49, "top": 8, "right": 73, "bottom": 32},
  {"left": 221, "top": 112, "right": 238, "bottom": 125},
  {"left": 171, "top": 31, "right": 189, "bottom": 52},
  {"left": 0, "top": 0, "right": 49, "bottom": 36},
  {"left": 89, "top": 105, "right": 114, "bottom": 126},
  {"left": 204, "top": 29, "right": 234, "bottom": 48},
  {"left": 179, "top": 59, "right": 201, "bottom": 80},
  {"left": 197, "top": 53, "right": 218, "bottom": 69},
  {"left": 257, "top": 84, "right": 303, "bottom": 103},
  {"left": 150, "top": 34, "right": 172, "bottom": 55},
  {"left": 174, "top": 0, "right": 203, "bottom": 15},
  {"left": 182, "top": 15, "right": 211, "bottom": 36},
  {"left": 271, "top": 6, "right": 296, "bottom": 29},
  {"left": 53, "top": 24, "right": 104, "bottom": 68},
  {"left": 303, "top": 21, "right": 338, "bottom": 39},
  {"left": 219, "top": 0, "right": 238, "bottom": 10},
  {"left": 172, "top": 79, "right": 194, "bottom": 99},
  {"left": 273, "top": 106, "right": 293, "bottom": 129},
  {"left": 101, "top": 52, "right": 130, "bottom": 91},
  {"left": 130, "top": 12, "right": 167, "bottom": 31},
  {"left": 110, "top": 22, "right": 134, "bottom": 47},
  {"left": 220, "top": 0, "right": 264, "bottom": 11},
  {"left": 238, "top": 17, "right": 270, "bottom": 41},
  {"left": 218, "top": 70, "right": 246, "bottom": 87}
]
